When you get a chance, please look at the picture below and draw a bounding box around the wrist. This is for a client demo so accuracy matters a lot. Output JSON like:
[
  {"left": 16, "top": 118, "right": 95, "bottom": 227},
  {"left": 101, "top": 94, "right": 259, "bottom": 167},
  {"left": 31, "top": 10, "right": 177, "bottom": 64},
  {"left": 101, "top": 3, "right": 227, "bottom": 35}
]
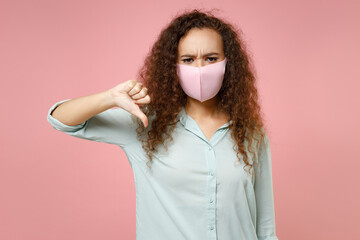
[{"left": 101, "top": 89, "right": 116, "bottom": 109}]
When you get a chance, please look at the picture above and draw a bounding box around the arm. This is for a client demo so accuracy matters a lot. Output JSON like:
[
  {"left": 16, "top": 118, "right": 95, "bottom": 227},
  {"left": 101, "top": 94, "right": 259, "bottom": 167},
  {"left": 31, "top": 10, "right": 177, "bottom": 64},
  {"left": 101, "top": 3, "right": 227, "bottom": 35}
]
[
  {"left": 47, "top": 98, "right": 138, "bottom": 147},
  {"left": 47, "top": 80, "right": 151, "bottom": 147},
  {"left": 50, "top": 90, "right": 115, "bottom": 126},
  {"left": 254, "top": 133, "right": 279, "bottom": 240}
]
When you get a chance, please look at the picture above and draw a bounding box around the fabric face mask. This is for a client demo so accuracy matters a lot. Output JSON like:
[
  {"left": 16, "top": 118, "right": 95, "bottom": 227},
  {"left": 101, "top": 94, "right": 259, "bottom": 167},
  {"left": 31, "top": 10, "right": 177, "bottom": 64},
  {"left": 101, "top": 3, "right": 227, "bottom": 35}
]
[{"left": 176, "top": 58, "right": 227, "bottom": 102}]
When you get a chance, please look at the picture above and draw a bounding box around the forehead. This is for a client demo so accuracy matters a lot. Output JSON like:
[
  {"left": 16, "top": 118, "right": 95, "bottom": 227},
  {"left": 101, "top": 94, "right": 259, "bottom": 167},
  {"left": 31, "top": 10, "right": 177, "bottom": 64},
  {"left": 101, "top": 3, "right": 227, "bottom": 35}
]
[{"left": 178, "top": 28, "right": 223, "bottom": 54}]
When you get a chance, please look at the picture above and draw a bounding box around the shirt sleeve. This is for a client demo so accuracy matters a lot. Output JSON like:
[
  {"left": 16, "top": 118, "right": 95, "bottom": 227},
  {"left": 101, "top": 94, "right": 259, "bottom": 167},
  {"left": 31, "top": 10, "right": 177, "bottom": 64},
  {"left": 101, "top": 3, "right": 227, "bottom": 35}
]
[
  {"left": 47, "top": 99, "right": 139, "bottom": 148},
  {"left": 254, "top": 133, "right": 279, "bottom": 240}
]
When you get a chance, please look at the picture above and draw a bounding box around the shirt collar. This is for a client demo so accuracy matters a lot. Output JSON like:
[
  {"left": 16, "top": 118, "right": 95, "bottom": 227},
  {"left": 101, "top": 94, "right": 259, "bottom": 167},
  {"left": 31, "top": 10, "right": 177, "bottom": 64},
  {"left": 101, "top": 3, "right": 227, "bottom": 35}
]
[{"left": 176, "top": 106, "right": 232, "bottom": 130}]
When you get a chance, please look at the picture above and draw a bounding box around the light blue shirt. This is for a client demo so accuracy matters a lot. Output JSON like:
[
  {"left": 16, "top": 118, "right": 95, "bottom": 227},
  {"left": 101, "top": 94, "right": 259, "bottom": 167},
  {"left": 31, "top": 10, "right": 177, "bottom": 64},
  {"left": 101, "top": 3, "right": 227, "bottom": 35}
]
[{"left": 47, "top": 99, "right": 279, "bottom": 240}]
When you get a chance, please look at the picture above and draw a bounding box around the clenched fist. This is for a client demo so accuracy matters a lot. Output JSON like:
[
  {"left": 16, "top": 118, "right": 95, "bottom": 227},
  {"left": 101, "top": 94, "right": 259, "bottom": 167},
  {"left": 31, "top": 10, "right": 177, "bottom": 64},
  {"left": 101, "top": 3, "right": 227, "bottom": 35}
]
[{"left": 108, "top": 80, "right": 151, "bottom": 127}]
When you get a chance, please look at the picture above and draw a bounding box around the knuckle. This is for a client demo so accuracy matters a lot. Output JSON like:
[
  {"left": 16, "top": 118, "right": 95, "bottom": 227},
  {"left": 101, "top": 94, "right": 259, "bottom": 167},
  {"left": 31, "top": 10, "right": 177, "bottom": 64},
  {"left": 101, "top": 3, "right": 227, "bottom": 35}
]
[{"left": 127, "top": 81, "right": 136, "bottom": 88}]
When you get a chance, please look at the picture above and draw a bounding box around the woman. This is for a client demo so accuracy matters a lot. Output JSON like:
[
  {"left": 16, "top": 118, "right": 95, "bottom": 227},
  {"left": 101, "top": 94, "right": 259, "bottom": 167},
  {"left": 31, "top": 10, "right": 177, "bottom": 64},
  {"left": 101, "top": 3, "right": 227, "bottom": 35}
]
[{"left": 47, "top": 9, "right": 279, "bottom": 240}]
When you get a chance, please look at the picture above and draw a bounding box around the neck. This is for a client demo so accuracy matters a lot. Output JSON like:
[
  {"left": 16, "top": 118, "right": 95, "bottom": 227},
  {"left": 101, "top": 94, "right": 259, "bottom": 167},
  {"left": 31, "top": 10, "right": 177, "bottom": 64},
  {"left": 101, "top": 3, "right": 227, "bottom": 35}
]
[{"left": 184, "top": 96, "right": 223, "bottom": 120}]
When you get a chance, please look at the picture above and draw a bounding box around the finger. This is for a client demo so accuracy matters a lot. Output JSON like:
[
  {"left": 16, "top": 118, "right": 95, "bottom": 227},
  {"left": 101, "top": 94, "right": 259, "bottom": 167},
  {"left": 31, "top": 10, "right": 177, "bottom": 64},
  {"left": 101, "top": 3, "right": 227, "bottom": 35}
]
[
  {"left": 134, "top": 95, "right": 151, "bottom": 105},
  {"left": 128, "top": 82, "right": 143, "bottom": 96},
  {"left": 122, "top": 80, "right": 137, "bottom": 93},
  {"left": 131, "top": 87, "right": 148, "bottom": 100}
]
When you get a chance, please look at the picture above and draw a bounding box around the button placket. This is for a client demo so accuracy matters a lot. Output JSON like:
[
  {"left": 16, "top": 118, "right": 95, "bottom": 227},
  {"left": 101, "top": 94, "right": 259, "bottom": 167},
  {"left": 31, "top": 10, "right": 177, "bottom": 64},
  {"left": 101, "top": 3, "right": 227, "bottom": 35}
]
[{"left": 206, "top": 144, "right": 217, "bottom": 239}]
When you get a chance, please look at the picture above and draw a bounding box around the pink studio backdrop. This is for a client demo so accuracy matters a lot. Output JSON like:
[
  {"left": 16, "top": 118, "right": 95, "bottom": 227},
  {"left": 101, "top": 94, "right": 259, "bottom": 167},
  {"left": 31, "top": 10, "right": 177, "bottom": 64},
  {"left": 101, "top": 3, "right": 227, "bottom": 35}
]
[{"left": 1, "top": 0, "right": 359, "bottom": 239}]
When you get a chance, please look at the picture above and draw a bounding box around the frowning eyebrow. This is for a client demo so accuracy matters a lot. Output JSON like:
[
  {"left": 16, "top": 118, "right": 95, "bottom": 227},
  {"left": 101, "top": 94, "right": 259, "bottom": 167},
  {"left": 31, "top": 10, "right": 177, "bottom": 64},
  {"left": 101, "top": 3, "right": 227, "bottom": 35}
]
[{"left": 180, "top": 52, "right": 220, "bottom": 57}]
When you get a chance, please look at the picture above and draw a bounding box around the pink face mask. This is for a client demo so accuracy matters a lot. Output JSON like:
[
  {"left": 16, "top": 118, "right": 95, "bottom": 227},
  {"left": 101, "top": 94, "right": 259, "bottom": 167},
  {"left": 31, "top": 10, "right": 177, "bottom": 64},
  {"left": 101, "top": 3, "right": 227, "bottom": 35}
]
[{"left": 176, "top": 58, "right": 227, "bottom": 102}]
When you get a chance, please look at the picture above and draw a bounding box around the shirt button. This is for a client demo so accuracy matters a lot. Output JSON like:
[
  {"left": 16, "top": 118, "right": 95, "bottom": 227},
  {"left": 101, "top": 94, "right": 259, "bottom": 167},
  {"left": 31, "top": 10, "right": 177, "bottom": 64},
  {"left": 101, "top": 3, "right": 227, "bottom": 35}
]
[
  {"left": 210, "top": 198, "right": 213, "bottom": 203},
  {"left": 210, "top": 226, "right": 214, "bottom": 230},
  {"left": 209, "top": 171, "right": 214, "bottom": 176},
  {"left": 208, "top": 146, "right": 212, "bottom": 151}
]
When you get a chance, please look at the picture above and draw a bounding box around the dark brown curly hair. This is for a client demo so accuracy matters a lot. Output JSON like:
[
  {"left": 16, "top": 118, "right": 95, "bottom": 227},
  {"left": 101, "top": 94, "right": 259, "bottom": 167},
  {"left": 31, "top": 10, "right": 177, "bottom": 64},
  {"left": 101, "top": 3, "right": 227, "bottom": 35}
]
[{"left": 133, "top": 8, "right": 268, "bottom": 176}]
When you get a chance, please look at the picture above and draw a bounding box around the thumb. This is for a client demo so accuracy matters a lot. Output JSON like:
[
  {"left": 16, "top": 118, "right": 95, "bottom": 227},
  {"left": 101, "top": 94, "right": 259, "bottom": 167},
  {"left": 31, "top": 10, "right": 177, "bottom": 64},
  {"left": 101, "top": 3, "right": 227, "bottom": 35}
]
[{"left": 129, "top": 104, "right": 149, "bottom": 128}]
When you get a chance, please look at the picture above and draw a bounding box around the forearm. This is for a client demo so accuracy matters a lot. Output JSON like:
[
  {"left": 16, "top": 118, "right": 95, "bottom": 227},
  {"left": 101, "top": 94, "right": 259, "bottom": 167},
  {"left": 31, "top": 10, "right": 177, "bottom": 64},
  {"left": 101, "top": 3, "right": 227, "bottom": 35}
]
[{"left": 51, "top": 90, "right": 116, "bottom": 126}]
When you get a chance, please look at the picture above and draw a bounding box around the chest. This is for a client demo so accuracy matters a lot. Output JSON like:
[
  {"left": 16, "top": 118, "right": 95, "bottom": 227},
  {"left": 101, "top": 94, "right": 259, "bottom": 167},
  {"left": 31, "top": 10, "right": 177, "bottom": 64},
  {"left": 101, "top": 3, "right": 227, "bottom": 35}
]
[
  {"left": 143, "top": 126, "right": 254, "bottom": 193},
  {"left": 196, "top": 118, "right": 230, "bottom": 141}
]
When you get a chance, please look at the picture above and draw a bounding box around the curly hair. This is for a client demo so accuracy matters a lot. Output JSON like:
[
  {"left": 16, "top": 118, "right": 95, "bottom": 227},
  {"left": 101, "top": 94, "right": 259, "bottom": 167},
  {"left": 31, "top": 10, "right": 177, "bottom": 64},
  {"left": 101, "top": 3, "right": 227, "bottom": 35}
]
[{"left": 133, "top": 8, "right": 268, "bottom": 176}]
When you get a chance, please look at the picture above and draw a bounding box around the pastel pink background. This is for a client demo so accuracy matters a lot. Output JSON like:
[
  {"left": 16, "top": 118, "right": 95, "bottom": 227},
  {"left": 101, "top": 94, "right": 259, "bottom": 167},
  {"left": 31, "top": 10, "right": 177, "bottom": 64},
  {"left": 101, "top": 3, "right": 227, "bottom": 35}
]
[{"left": 1, "top": 0, "right": 359, "bottom": 239}]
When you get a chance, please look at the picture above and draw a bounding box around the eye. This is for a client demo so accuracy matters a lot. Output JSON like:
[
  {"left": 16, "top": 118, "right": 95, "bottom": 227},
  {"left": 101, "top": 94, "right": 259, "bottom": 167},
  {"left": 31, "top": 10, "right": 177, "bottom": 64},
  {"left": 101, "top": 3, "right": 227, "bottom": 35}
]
[
  {"left": 182, "top": 58, "right": 193, "bottom": 63},
  {"left": 207, "top": 57, "right": 218, "bottom": 62}
]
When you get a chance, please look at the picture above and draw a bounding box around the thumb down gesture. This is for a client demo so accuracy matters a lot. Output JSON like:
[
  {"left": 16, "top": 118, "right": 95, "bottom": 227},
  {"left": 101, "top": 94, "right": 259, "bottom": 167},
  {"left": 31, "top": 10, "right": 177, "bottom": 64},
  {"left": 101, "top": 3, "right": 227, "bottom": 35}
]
[{"left": 108, "top": 80, "right": 151, "bottom": 128}]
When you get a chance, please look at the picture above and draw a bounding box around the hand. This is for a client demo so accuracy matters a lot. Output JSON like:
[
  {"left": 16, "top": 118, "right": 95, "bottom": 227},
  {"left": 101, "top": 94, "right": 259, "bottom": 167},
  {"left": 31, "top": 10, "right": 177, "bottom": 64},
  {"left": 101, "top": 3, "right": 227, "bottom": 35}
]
[{"left": 108, "top": 80, "right": 151, "bottom": 127}]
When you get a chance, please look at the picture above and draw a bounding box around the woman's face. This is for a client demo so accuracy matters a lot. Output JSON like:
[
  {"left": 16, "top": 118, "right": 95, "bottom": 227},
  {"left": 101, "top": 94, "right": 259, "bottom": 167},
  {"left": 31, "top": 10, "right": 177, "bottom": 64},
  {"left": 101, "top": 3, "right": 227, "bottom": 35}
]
[{"left": 177, "top": 28, "right": 225, "bottom": 67}]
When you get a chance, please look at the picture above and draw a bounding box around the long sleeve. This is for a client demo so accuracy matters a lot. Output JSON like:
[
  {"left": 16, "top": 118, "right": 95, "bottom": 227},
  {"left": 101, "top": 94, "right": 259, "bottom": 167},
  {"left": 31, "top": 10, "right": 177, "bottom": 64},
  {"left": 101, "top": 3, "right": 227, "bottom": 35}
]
[
  {"left": 47, "top": 99, "right": 139, "bottom": 148},
  {"left": 254, "top": 133, "right": 279, "bottom": 240}
]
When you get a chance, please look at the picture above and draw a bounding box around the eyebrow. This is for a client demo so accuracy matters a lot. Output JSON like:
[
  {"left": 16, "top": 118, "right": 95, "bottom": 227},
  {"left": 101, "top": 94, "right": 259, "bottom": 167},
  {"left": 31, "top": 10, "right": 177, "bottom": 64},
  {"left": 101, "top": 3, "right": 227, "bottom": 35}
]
[{"left": 180, "top": 52, "right": 220, "bottom": 58}]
